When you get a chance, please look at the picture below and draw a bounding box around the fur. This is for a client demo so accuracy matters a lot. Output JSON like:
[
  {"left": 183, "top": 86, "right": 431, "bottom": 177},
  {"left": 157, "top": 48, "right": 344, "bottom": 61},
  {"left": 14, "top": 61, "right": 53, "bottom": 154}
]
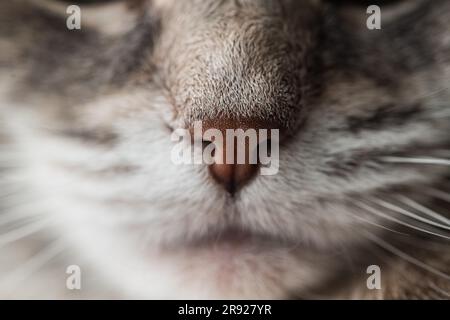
[{"left": 0, "top": 0, "right": 449, "bottom": 299}]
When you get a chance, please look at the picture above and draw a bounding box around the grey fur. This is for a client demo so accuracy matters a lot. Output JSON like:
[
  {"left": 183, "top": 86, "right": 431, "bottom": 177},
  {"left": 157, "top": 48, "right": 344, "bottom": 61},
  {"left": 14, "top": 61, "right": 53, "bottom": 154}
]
[{"left": 0, "top": 0, "right": 449, "bottom": 299}]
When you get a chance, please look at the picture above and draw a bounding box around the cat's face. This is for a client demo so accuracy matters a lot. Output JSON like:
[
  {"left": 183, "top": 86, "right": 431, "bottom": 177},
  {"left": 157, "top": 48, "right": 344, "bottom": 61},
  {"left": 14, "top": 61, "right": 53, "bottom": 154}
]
[{"left": 1, "top": 0, "right": 449, "bottom": 298}]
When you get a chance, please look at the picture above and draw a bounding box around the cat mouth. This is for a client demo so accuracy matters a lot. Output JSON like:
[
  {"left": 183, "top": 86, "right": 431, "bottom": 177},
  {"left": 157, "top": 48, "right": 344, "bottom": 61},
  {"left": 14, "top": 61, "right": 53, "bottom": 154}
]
[{"left": 167, "top": 227, "right": 299, "bottom": 253}]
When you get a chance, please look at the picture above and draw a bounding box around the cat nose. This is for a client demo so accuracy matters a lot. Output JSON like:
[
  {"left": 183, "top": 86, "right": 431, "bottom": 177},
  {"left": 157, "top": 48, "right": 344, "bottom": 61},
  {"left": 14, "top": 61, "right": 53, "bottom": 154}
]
[
  {"left": 198, "top": 119, "right": 277, "bottom": 195},
  {"left": 208, "top": 137, "right": 259, "bottom": 195}
]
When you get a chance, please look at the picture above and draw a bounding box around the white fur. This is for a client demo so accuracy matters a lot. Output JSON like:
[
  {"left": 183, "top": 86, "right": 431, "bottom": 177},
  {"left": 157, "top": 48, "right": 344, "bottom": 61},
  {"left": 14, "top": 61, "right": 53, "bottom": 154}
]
[{"left": 1, "top": 78, "right": 447, "bottom": 298}]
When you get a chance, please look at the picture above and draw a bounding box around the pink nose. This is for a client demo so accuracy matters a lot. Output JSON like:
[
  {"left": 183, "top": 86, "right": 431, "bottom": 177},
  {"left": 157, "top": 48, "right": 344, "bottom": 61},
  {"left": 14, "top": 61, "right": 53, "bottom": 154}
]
[
  {"left": 197, "top": 118, "right": 278, "bottom": 194},
  {"left": 208, "top": 137, "right": 259, "bottom": 194}
]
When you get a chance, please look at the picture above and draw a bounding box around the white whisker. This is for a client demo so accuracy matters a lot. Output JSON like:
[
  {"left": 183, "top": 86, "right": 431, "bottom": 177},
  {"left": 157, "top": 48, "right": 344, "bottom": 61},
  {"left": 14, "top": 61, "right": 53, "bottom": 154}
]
[
  {"left": 364, "top": 231, "right": 450, "bottom": 281},
  {"left": 345, "top": 210, "right": 409, "bottom": 235},
  {"left": 429, "top": 283, "right": 450, "bottom": 298},
  {"left": 424, "top": 187, "right": 450, "bottom": 203},
  {"left": 371, "top": 197, "right": 450, "bottom": 230},
  {"left": 354, "top": 200, "right": 450, "bottom": 240},
  {"left": 380, "top": 156, "right": 450, "bottom": 166},
  {"left": 396, "top": 195, "right": 450, "bottom": 225}
]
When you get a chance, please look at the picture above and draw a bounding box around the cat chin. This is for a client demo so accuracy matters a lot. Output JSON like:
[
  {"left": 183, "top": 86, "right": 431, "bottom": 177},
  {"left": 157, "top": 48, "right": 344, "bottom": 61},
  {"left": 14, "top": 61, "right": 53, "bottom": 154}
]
[
  {"left": 100, "top": 245, "right": 326, "bottom": 299},
  {"left": 55, "top": 208, "right": 328, "bottom": 298}
]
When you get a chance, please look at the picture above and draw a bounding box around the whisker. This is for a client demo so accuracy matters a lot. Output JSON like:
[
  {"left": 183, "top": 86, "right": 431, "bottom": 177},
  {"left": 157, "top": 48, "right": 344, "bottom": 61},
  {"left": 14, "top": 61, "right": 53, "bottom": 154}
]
[
  {"left": 394, "top": 234, "right": 450, "bottom": 251},
  {"left": 396, "top": 195, "right": 450, "bottom": 225},
  {"left": 370, "top": 197, "right": 450, "bottom": 230},
  {"left": 380, "top": 156, "right": 450, "bottom": 166},
  {"left": 364, "top": 231, "right": 450, "bottom": 281},
  {"left": 429, "top": 283, "right": 450, "bottom": 298},
  {"left": 353, "top": 200, "right": 450, "bottom": 240},
  {"left": 345, "top": 210, "right": 409, "bottom": 236},
  {"left": 423, "top": 187, "right": 450, "bottom": 203}
]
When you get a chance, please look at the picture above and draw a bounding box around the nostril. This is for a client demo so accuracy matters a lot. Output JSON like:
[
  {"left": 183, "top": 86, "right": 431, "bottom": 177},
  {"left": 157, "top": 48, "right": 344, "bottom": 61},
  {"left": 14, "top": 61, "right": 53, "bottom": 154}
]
[
  {"left": 209, "top": 163, "right": 259, "bottom": 195},
  {"left": 201, "top": 139, "right": 216, "bottom": 160},
  {"left": 258, "top": 138, "right": 272, "bottom": 157},
  {"left": 201, "top": 139, "right": 213, "bottom": 149},
  {"left": 209, "top": 163, "right": 236, "bottom": 194}
]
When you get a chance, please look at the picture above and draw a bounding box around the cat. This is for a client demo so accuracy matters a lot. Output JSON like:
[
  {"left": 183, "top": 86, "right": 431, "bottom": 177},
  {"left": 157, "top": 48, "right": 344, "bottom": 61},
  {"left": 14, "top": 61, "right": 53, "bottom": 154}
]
[{"left": 0, "top": 0, "right": 449, "bottom": 299}]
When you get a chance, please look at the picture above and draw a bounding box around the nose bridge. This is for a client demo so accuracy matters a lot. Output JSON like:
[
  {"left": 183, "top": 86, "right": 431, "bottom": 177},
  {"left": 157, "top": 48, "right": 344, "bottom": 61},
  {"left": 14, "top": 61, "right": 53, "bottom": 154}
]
[
  {"left": 179, "top": 37, "right": 302, "bottom": 131},
  {"left": 159, "top": 0, "right": 305, "bottom": 130}
]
